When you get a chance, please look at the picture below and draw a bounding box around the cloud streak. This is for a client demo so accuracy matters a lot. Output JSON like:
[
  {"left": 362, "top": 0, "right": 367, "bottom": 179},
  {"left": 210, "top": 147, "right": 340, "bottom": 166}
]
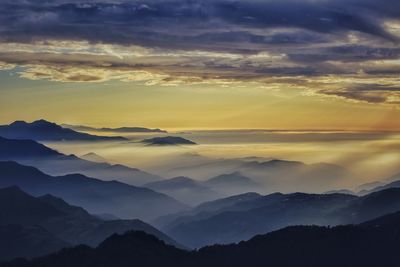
[{"left": 0, "top": 0, "right": 400, "bottom": 105}]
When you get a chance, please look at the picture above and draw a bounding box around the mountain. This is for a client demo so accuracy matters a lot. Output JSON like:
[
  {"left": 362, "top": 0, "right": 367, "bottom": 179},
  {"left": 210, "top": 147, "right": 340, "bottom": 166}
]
[
  {"left": 360, "top": 179, "right": 400, "bottom": 195},
  {"left": 0, "top": 186, "right": 182, "bottom": 261},
  {"left": 204, "top": 172, "right": 261, "bottom": 196},
  {"left": 356, "top": 181, "right": 385, "bottom": 193},
  {"left": 0, "top": 136, "right": 160, "bottom": 185},
  {"left": 162, "top": 187, "right": 400, "bottom": 248},
  {"left": 0, "top": 120, "right": 126, "bottom": 141},
  {"left": 165, "top": 192, "right": 356, "bottom": 248},
  {"left": 62, "top": 124, "right": 167, "bottom": 133},
  {"left": 323, "top": 189, "right": 355, "bottom": 195},
  {"left": 0, "top": 136, "right": 62, "bottom": 159},
  {"left": 5, "top": 212, "right": 400, "bottom": 267},
  {"left": 80, "top": 152, "right": 107, "bottom": 163},
  {"left": 141, "top": 136, "right": 197, "bottom": 146},
  {"left": 0, "top": 224, "right": 69, "bottom": 262},
  {"left": 164, "top": 157, "right": 354, "bottom": 193},
  {"left": 153, "top": 192, "right": 262, "bottom": 228},
  {"left": 0, "top": 162, "right": 187, "bottom": 220},
  {"left": 144, "top": 177, "right": 221, "bottom": 206}
]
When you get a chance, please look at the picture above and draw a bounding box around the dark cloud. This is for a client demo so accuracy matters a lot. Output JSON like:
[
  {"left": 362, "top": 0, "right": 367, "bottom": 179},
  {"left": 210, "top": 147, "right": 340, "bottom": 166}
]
[
  {"left": 0, "top": 0, "right": 399, "bottom": 105},
  {"left": 0, "top": 0, "right": 399, "bottom": 49}
]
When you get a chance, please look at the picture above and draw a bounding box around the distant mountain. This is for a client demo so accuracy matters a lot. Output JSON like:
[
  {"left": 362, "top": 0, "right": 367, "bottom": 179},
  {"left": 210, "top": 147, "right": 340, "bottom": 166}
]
[
  {"left": 0, "top": 120, "right": 126, "bottom": 141},
  {"left": 6, "top": 212, "right": 400, "bottom": 267},
  {"left": 387, "top": 172, "right": 400, "bottom": 182},
  {"left": 62, "top": 124, "right": 167, "bottom": 133},
  {"left": 162, "top": 187, "right": 400, "bottom": 248},
  {"left": 80, "top": 152, "right": 107, "bottom": 163},
  {"left": 360, "top": 179, "right": 400, "bottom": 195},
  {"left": 165, "top": 157, "right": 354, "bottom": 193},
  {"left": 144, "top": 177, "right": 221, "bottom": 206},
  {"left": 0, "top": 136, "right": 160, "bottom": 185},
  {"left": 0, "top": 186, "right": 181, "bottom": 261},
  {"left": 165, "top": 192, "right": 356, "bottom": 248},
  {"left": 141, "top": 136, "right": 197, "bottom": 146},
  {"left": 323, "top": 189, "right": 355, "bottom": 195},
  {"left": 356, "top": 181, "right": 385, "bottom": 193},
  {"left": 204, "top": 172, "right": 261, "bottom": 196},
  {"left": 0, "top": 162, "right": 186, "bottom": 220},
  {"left": 153, "top": 192, "right": 262, "bottom": 229}
]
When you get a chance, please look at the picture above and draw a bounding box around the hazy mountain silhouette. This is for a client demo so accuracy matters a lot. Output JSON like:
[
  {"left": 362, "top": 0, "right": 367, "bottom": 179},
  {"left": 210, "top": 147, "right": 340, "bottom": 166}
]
[
  {"left": 0, "top": 120, "right": 126, "bottom": 141},
  {"left": 360, "top": 179, "right": 400, "bottom": 195},
  {"left": 0, "top": 162, "right": 186, "bottom": 220},
  {"left": 323, "top": 189, "right": 355, "bottom": 195},
  {"left": 162, "top": 187, "right": 400, "bottom": 248},
  {"left": 356, "top": 181, "right": 385, "bottom": 193},
  {"left": 167, "top": 158, "right": 354, "bottom": 193},
  {"left": 0, "top": 136, "right": 160, "bottom": 185},
  {"left": 5, "top": 211, "right": 400, "bottom": 267},
  {"left": 141, "top": 136, "right": 196, "bottom": 146},
  {"left": 144, "top": 177, "right": 221, "bottom": 206},
  {"left": 153, "top": 192, "right": 262, "bottom": 229},
  {"left": 204, "top": 172, "right": 261, "bottom": 196},
  {"left": 62, "top": 124, "right": 167, "bottom": 133},
  {"left": 165, "top": 192, "right": 356, "bottom": 248},
  {"left": 0, "top": 186, "right": 181, "bottom": 261},
  {"left": 80, "top": 152, "right": 107, "bottom": 163}
]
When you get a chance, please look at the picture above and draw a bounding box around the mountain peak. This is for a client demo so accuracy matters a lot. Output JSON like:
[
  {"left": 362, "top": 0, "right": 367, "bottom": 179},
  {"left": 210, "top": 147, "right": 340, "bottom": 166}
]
[
  {"left": 141, "top": 136, "right": 197, "bottom": 146},
  {"left": 0, "top": 120, "right": 126, "bottom": 141}
]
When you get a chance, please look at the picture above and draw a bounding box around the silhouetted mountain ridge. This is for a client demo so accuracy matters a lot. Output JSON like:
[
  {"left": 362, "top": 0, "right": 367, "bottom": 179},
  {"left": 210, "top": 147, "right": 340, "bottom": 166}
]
[
  {"left": 0, "top": 161, "right": 186, "bottom": 220},
  {"left": 5, "top": 211, "right": 400, "bottom": 267},
  {"left": 161, "top": 188, "right": 400, "bottom": 248},
  {"left": 0, "top": 186, "right": 182, "bottom": 261},
  {"left": 62, "top": 124, "right": 167, "bottom": 133},
  {"left": 0, "top": 136, "right": 161, "bottom": 185},
  {"left": 0, "top": 120, "right": 126, "bottom": 141},
  {"left": 141, "top": 136, "right": 196, "bottom": 146}
]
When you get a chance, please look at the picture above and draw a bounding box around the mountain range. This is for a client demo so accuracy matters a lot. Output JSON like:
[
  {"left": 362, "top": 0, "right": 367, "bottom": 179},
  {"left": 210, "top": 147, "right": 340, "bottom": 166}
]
[
  {"left": 0, "top": 136, "right": 160, "bottom": 186},
  {"left": 0, "top": 161, "right": 186, "bottom": 220},
  {"left": 0, "top": 186, "right": 181, "bottom": 261},
  {"left": 0, "top": 120, "right": 126, "bottom": 141},
  {"left": 4, "top": 211, "right": 400, "bottom": 267},
  {"left": 159, "top": 187, "right": 400, "bottom": 248},
  {"left": 62, "top": 124, "right": 167, "bottom": 133},
  {"left": 144, "top": 177, "right": 221, "bottom": 206},
  {"left": 141, "top": 136, "right": 197, "bottom": 146},
  {"left": 164, "top": 155, "right": 355, "bottom": 193},
  {"left": 144, "top": 173, "right": 260, "bottom": 206}
]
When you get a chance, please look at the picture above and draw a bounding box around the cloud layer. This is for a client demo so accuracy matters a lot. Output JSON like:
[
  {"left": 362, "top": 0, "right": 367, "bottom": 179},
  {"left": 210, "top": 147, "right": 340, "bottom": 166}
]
[{"left": 0, "top": 0, "right": 400, "bottom": 105}]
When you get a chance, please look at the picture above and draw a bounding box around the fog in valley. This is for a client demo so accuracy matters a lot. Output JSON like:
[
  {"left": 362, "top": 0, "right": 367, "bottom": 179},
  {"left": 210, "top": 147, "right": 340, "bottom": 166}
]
[{"left": 45, "top": 130, "right": 400, "bottom": 194}]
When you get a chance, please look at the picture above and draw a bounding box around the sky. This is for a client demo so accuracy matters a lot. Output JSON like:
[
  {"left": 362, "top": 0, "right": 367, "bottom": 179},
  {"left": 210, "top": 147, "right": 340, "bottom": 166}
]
[{"left": 0, "top": 0, "right": 400, "bottom": 131}]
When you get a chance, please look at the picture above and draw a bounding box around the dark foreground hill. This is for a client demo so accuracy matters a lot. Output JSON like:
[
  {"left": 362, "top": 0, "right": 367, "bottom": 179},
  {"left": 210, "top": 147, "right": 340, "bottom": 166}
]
[
  {"left": 0, "top": 162, "right": 186, "bottom": 220},
  {"left": 4, "top": 211, "right": 400, "bottom": 267},
  {"left": 0, "top": 120, "right": 126, "bottom": 141},
  {"left": 0, "top": 186, "right": 181, "bottom": 261}
]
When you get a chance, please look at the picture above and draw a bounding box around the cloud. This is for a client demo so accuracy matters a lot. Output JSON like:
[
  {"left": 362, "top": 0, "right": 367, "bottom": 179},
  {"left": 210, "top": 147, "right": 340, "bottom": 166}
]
[{"left": 0, "top": 0, "right": 399, "bottom": 106}]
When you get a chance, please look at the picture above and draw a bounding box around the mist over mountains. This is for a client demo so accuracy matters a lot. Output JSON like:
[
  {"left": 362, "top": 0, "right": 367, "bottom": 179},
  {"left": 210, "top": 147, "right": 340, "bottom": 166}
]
[
  {"left": 0, "top": 161, "right": 186, "bottom": 220},
  {"left": 0, "top": 186, "right": 181, "bottom": 261},
  {"left": 0, "top": 119, "right": 399, "bottom": 265}
]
